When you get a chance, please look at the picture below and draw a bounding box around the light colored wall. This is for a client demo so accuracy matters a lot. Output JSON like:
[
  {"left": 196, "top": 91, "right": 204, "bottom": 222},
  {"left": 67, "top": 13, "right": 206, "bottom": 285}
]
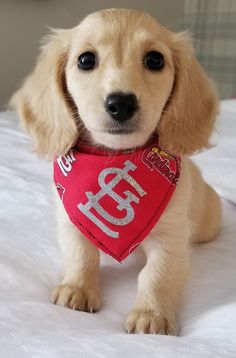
[{"left": 0, "top": 0, "right": 184, "bottom": 108}]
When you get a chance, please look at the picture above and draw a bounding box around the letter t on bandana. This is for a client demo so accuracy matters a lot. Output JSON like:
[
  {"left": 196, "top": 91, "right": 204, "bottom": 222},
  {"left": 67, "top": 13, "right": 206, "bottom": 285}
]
[{"left": 53, "top": 142, "right": 181, "bottom": 262}]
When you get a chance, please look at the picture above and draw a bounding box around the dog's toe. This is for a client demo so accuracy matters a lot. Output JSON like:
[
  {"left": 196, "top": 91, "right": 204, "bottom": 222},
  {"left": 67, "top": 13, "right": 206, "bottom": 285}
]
[
  {"left": 125, "top": 310, "right": 177, "bottom": 335},
  {"left": 50, "top": 283, "right": 101, "bottom": 312}
]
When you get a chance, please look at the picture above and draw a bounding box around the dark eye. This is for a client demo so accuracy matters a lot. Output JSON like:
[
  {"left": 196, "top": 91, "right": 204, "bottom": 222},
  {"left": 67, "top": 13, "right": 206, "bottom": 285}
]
[
  {"left": 144, "top": 51, "right": 164, "bottom": 71},
  {"left": 78, "top": 52, "right": 97, "bottom": 71}
]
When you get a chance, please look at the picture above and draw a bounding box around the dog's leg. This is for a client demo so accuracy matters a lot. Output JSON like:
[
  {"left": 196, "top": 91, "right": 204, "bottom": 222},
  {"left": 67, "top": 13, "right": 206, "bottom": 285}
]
[
  {"left": 125, "top": 162, "right": 191, "bottom": 335},
  {"left": 125, "top": 219, "right": 189, "bottom": 335},
  {"left": 51, "top": 196, "right": 101, "bottom": 312}
]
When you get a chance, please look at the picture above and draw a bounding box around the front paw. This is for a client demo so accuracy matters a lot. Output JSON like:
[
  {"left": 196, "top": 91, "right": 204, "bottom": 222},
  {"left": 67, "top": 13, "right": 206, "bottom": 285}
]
[
  {"left": 50, "top": 283, "right": 101, "bottom": 312},
  {"left": 125, "top": 310, "right": 177, "bottom": 335}
]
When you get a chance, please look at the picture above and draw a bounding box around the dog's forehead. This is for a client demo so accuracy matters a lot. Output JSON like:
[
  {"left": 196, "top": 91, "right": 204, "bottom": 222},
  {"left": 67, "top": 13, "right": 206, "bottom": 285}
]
[{"left": 72, "top": 9, "right": 171, "bottom": 48}]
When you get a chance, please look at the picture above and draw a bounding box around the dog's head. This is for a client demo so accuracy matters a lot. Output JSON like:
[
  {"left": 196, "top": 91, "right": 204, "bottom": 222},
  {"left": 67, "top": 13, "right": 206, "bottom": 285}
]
[{"left": 12, "top": 9, "right": 218, "bottom": 157}]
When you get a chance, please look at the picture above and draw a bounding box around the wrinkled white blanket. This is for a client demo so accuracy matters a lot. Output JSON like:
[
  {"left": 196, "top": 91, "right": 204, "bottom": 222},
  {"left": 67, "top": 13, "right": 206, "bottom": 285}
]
[
  {"left": 0, "top": 104, "right": 236, "bottom": 357},
  {"left": 194, "top": 100, "right": 236, "bottom": 205}
]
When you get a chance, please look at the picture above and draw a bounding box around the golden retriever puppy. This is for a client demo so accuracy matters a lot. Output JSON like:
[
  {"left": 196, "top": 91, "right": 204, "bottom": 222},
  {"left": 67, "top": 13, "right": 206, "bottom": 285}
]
[{"left": 12, "top": 9, "right": 221, "bottom": 335}]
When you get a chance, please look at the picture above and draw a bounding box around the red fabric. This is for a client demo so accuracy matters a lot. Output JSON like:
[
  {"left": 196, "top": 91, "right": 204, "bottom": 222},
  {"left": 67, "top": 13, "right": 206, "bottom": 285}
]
[{"left": 53, "top": 141, "right": 181, "bottom": 262}]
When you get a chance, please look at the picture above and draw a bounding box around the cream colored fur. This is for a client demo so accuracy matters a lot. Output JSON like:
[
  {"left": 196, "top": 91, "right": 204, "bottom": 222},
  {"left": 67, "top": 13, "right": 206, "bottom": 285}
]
[{"left": 11, "top": 9, "right": 221, "bottom": 335}]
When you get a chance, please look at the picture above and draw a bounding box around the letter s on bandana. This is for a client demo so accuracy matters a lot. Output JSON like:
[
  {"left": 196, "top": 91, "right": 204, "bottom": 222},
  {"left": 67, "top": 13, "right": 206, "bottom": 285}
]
[{"left": 53, "top": 142, "right": 181, "bottom": 262}]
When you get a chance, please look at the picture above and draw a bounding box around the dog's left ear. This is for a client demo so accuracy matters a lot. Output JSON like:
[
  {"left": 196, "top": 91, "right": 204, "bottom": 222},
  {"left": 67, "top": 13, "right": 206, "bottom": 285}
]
[
  {"left": 158, "top": 32, "right": 218, "bottom": 155},
  {"left": 10, "top": 29, "right": 78, "bottom": 158}
]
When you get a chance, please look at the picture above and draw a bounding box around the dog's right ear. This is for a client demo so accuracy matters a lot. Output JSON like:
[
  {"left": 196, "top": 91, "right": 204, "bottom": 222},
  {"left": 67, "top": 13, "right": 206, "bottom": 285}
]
[{"left": 10, "top": 29, "right": 78, "bottom": 158}]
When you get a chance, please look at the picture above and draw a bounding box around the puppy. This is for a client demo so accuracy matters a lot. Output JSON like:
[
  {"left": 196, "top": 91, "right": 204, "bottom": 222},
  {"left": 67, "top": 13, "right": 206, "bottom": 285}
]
[{"left": 12, "top": 9, "right": 221, "bottom": 335}]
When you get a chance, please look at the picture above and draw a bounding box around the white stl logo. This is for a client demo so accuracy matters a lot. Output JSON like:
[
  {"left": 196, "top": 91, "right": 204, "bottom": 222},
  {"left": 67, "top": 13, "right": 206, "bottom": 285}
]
[{"left": 78, "top": 160, "right": 147, "bottom": 238}]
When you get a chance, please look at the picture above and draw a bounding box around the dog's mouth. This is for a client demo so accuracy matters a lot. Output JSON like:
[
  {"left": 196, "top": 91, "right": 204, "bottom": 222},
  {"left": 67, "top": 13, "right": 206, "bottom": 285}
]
[
  {"left": 105, "top": 119, "right": 139, "bottom": 136},
  {"left": 107, "top": 128, "right": 136, "bottom": 135},
  {"left": 83, "top": 115, "right": 153, "bottom": 150}
]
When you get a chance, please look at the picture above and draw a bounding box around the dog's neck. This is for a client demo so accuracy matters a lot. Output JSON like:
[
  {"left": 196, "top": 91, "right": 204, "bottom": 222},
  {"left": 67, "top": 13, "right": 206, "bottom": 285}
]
[{"left": 76, "top": 133, "right": 159, "bottom": 155}]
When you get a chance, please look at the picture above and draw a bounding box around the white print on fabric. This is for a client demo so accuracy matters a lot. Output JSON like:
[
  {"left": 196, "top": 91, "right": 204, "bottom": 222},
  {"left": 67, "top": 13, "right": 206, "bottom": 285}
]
[
  {"left": 56, "top": 183, "right": 66, "bottom": 201},
  {"left": 78, "top": 160, "right": 147, "bottom": 238},
  {"left": 57, "top": 150, "right": 76, "bottom": 177}
]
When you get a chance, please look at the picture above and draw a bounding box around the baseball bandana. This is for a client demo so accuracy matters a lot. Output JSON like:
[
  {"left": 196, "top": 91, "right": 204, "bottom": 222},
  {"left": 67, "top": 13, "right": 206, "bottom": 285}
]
[{"left": 53, "top": 141, "right": 181, "bottom": 262}]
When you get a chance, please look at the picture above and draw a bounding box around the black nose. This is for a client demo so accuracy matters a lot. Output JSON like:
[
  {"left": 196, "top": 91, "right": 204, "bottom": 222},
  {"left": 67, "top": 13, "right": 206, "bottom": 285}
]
[{"left": 105, "top": 93, "right": 138, "bottom": 122}]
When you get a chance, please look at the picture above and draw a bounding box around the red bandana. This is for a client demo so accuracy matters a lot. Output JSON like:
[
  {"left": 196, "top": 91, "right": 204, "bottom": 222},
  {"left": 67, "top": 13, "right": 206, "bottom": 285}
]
[{"left": 53, "top": 141, "right": 181, "bottom": 262}]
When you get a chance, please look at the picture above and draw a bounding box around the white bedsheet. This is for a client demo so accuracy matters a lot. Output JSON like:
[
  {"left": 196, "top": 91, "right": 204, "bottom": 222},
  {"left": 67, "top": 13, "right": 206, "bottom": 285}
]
[{"left": 0, "top": 106, "right": 236, "bottom": 357}]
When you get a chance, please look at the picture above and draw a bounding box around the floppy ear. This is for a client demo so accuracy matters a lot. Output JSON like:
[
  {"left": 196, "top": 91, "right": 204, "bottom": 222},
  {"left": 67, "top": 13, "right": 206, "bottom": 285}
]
[
  {"left": 158, "top": 33, "right": 219, "bottom": 155},
  {"left": 11, "top": 29, "right": 78, "bottom": 157}
]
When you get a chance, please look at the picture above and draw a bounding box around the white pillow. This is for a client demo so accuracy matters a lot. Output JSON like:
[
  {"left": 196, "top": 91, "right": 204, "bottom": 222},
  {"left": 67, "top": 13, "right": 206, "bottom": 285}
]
[{"left": 192, "top": 100, "right": 236, "bottom": 205}]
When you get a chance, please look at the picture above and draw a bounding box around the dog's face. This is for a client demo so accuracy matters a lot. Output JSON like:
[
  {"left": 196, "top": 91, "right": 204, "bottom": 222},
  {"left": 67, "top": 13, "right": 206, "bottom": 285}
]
[
  {"left": 12, "top": 9, "right": 218, "bottom": 156},
  {"left": 66, "top": 10, "right": 175, "bottom": 149}
]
